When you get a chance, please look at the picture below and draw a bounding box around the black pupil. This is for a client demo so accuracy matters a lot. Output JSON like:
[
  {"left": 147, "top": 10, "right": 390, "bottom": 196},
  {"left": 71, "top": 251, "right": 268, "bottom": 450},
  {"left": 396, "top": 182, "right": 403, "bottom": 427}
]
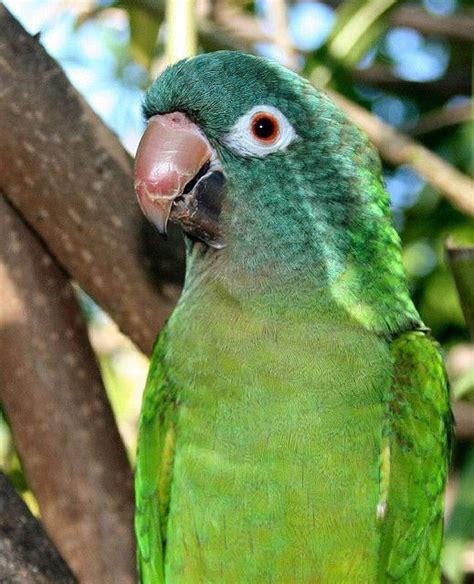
[{"left": 253, "top": 116, "right": 276, "bottom": 139}]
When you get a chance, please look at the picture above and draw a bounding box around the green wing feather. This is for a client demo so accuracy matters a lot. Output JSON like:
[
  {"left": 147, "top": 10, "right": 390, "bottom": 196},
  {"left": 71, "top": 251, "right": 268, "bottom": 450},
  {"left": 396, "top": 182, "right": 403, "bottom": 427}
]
[
  {"left": 379, "top": 330, "right": 452, "bottom": 582},
  {"left": 135, "top": 330, "right": 176, "bottom": 584}
]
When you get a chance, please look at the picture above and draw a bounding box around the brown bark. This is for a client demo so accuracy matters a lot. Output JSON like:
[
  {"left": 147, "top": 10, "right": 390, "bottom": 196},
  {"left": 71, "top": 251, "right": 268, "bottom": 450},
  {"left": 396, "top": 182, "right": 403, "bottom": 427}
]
[
  {"left": 0, "top": 5, "right": 184, "bottom": 357},
  {"left": 452, "top": 401, "right": 474, "bottom": 441},
  {"left": 0, "top": 196, "right": 136, "bottom": 584},
  {"left": 0, "top": 471, "right": 77, "bottom": 584},
  {"left": 407, "top": 102, "right": 472, "bottom": 137}
]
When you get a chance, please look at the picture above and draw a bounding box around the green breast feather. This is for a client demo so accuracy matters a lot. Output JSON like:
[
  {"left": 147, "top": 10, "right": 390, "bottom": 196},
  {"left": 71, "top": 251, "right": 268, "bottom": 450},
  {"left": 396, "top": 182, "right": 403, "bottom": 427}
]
[
  {"left": 133, "top": 51, "right": 452, "bottom": 583},
  {"left": 136, "top": 316, "right": 451, "bottom": 583}
]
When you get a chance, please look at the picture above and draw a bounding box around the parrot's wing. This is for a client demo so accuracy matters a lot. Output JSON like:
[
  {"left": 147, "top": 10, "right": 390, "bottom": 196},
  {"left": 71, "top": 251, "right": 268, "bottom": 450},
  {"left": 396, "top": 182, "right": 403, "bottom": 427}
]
[
  {"left": 379, "top": 330, "right": 452, "bottom": 582},
  {"left": 135, "top": 330, "right": 176, "bottom": 584}
]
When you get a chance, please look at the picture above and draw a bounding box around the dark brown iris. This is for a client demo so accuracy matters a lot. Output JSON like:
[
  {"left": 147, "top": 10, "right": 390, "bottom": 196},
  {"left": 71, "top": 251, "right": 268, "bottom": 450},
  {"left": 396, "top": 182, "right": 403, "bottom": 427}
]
[{"left": 251, "top": 113, "right": 280, "bottom": 143}]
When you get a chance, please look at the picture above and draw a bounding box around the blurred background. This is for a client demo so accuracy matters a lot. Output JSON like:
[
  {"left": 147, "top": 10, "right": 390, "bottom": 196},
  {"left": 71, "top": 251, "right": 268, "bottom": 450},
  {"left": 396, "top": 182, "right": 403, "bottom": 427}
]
[{"left": 0, "top": 0, "right": 472, "bottom": 581}]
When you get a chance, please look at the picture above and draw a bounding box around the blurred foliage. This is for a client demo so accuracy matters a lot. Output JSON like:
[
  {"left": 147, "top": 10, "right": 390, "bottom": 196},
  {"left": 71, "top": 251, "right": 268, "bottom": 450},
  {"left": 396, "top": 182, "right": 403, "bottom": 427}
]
[
  {"left": 1, "top": 0, "right": 473, "bottom": 580},
  {"left": 128, "top": 7, "right": 161, "bottom": 70},
  {"left": 0, "top": 408, "right": 40, "bottom": 517},
  {"left": 447, "top": 243, "right": 474, "bottom": 339}
]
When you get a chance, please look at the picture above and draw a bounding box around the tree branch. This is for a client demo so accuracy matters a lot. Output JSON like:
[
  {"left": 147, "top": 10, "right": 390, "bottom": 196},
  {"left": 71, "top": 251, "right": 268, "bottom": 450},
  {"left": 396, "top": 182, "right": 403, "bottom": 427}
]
[
  {"left": 391, "top": 5, "right": 474, "bottom": 44},
  {"left": 0, "top": 5, "right": 184, "bottom": 357},
  {"left": 321, "top": 1, "right": 474, "bottom": 43},
  {"left": 0, "top": 195, "right": 136, "bottom": 583},
  {"left": 0, "top": 471, "right": 76, "bottom": 583},
  {"left": 327, "top": 90, "right": 474, "bottom": 218},
  {"left": 351, "top": 65, "right": 471, "bottom": 99},
  {"left": 406, "top": 101, "right": 472, "bottom": 137}
]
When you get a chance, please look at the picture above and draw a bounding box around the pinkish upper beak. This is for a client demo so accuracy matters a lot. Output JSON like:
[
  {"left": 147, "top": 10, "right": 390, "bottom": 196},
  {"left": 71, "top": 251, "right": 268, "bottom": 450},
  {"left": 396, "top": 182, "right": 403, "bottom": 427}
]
[{"left": 134, "top": 112, "right": 213, "bottom": 235}]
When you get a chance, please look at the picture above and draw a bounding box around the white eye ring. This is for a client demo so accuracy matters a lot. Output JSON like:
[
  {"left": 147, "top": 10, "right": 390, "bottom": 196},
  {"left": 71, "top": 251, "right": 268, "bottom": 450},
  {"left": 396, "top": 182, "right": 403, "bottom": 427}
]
[{"left": 223, "top": 105, "right": 297, "bottom": 158}]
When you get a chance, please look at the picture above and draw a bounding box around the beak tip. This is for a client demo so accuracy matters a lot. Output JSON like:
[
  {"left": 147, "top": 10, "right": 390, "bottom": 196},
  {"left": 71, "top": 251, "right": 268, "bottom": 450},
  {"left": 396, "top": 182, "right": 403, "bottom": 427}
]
[
  {"left": 151, "top": 210, "right": 170, "bottom": 238},
  {"left": 135, "top": 188, "right": 173, "bottom": 237},
  {"left": 155, "top": 217, "right": 168, "bottom": 238}
]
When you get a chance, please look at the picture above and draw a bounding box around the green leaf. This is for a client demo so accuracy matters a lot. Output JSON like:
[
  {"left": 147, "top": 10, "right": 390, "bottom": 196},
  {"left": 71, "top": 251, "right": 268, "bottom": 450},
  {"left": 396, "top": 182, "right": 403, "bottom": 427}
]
[
  {"left": 128, "top": 7, "right": 161, "bottom": 71},
  {"left": 326, "top": 0, "right": 401, "bottom": 68},
  {"left": 446, "top": 241, "right": 474, "bottom": 340}
]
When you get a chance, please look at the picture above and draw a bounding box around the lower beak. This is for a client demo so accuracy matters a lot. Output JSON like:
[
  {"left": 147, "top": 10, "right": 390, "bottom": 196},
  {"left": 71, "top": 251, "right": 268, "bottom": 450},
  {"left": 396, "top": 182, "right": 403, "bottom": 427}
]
[{"left": 134, "top": 112, "right": 225, "bottom": 247}]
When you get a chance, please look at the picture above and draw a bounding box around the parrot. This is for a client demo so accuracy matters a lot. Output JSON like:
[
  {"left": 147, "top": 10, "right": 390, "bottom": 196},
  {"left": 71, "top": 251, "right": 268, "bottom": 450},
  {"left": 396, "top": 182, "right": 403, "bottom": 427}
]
[{"left": 133, "top": 51, "right": 452, "bottom": 583}]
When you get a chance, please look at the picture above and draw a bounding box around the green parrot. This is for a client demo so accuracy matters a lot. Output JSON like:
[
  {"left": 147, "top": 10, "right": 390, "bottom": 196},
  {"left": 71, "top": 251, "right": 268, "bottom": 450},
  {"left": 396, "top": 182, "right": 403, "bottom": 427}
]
[{"left": 133, "top": 51, "right": 452, "bottom": 583}]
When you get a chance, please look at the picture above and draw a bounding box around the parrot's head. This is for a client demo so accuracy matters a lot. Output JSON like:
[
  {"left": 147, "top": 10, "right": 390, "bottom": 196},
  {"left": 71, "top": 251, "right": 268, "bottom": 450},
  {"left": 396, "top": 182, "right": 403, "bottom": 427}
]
[
  {"left": 135, "top": 51, "right": 319, "bottom": 251},
  {"left": 135, "top": 51, "right": 419, "bottom": 331}
]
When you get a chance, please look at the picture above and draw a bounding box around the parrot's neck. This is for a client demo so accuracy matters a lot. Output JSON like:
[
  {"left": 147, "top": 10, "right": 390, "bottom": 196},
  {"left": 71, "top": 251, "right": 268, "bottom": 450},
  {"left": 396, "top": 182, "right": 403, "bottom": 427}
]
[
  {"left": 183, "top": 165, "right": 423, "bottom": 336},
  {"left": 181, "top": 147, "right": 422, "bottom": 338},
  {"left": 184, "top": 228, "right": 421, "bottom": 338}
]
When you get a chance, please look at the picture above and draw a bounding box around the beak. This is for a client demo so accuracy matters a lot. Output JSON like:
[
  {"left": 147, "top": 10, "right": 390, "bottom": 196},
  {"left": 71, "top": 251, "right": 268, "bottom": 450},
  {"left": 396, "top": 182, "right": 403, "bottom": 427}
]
[{"left": 134, "top": 112, "right": 226, "bottom": 247}]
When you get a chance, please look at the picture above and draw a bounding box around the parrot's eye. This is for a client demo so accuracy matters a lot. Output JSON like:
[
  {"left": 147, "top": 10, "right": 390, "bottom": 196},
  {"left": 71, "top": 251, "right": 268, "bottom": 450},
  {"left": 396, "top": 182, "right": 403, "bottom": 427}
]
[
  {"left": 224, "top": 105, "right": 297, "bottom": 158},
  {"left": 251, "top": 113, "right": 279, "bottom": 143}
]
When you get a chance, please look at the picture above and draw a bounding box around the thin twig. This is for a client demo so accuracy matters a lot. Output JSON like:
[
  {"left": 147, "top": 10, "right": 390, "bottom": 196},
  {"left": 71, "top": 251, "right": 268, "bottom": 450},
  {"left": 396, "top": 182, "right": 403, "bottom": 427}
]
[
  {"left": 406, "top": 102, "right": 472, "bottom": 137},
  {"left": 391, "top": 5, "right": 474, "bottom": 44},
  {"left": 264, "top": 0, "right": 299, "bottom": 69},
  {"left": 204, "top": 3, "right": 271, "bottom": 49}
]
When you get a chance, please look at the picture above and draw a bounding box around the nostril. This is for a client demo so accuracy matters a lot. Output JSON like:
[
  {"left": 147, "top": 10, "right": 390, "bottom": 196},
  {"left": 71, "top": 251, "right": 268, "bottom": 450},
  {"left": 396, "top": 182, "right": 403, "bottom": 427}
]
[{"left": 166, "top": 111, "right": 191, "bottom": 127}]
